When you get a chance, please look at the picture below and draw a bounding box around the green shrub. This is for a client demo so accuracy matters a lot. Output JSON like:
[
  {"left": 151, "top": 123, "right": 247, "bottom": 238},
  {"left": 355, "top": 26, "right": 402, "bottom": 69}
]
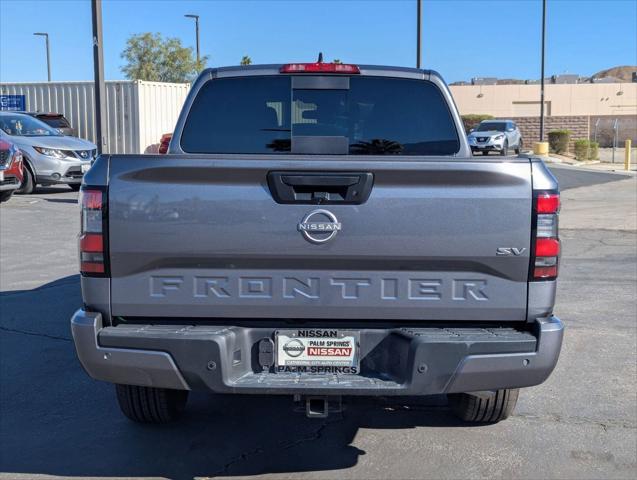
[
  {"left": 588, "top": 141, "right": 599, "bottom": 160},
  {"left": 461, "top": 114, "right": 494, "bottom": 134},
  {"left": 548, "top": 130, "right": 571, "bottom": 154},
  {"left": 574, "top": 139, "right": 590, "bottom": 160}
]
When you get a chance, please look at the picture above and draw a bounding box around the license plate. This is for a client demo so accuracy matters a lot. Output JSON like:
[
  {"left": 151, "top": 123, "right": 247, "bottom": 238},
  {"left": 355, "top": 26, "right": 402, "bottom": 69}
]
[
  {"left": 81, "top": 164, "right": 90, "bottom": 173},
  {"left": 0, "top": 171, "right": 4, "bottom": 182},
  {"left": 275, "top": 329, "right": 359, "bottom": 374}
]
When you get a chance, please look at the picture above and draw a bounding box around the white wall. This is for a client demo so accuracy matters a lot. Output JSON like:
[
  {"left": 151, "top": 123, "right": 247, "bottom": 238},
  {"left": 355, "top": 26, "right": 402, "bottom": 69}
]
[
  {"left": 449, "top": 82, "right": 637, "bottom": 117},
  {"left": 0, "top": 80, "right": 190, "bottom": 153}
]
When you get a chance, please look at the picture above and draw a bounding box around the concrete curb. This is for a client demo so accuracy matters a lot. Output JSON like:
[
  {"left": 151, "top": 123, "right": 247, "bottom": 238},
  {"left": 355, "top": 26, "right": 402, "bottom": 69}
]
[{"left": 548, "top": 162, "right": 636, "bottom": 176}]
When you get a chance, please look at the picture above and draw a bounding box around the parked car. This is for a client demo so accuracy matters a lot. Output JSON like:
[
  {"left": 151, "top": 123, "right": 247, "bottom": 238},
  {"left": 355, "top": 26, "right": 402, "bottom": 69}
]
[
  {"left": 158, "top": 133, "right": 172, "bottom": 154},
  {"left": 0, "top": 112, "right": 96, "bottom": 193},
  {"left": 23, "top": 112, "right": 76, "bottom": 136},
  {"left": 71, "top": 62, "right": 562, "bottom": 425},
  {"left": 467, "top": 120, "right": 523, "bottom": 155},
  {"left": 0, "top": 139, "right": 24, "bottom": 202}
]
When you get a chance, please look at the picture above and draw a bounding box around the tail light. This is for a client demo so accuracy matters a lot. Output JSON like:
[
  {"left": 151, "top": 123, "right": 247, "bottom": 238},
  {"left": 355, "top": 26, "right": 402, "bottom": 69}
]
[
  {"left": 531, "top": 192, "right": 560, "bottom": 280},
  {"left": 0, "top": 140, "right": 18, "bottom": 168},
  {"left": 280, "top": 63, "right": 360, "bottom": 74},
  {"left": 79, "top": 188, "right": 108, "bottom": 276}
]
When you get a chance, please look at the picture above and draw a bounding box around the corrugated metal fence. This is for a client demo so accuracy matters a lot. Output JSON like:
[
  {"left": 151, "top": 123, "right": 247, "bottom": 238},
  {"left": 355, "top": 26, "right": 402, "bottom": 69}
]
[{"left": 0, "top": 80, "right": 189, "bottom": 153}]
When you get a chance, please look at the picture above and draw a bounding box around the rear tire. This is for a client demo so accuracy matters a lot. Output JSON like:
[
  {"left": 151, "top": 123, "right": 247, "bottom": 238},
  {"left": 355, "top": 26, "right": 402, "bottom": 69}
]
[
  {"left": 16, "top": 167, "right": 35, "bottom": 195},
  {"left": 0, "top": 191, "right": 13, "bottom": 203},
  {"left": 69, "top": 184, "right": 81, "bottom": 191},
  {"left": 515, "top": 139, "right": 523, "bottom": 155},
  {"left": 115, "top": 384, "right": 188, "bottom": 423},
  {"left": 448, "top": 389, "right": 519, "bottom": 423}
]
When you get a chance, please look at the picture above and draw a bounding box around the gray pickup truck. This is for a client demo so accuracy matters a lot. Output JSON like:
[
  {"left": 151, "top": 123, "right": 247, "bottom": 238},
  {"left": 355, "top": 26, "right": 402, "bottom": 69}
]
[{"left": 71, "top": 62, "right": 563, "bottom": 424}]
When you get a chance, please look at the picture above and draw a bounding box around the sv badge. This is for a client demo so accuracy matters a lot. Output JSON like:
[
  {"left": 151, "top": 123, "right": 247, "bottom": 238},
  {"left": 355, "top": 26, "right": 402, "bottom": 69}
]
[{"left": 496, "top": 247, "right": 527, "bottom": 256}]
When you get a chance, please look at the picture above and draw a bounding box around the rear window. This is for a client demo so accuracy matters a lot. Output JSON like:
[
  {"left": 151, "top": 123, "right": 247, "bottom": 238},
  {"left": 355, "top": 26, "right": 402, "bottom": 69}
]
[{"left": 181, "top": 76, "right": 460, "bottom": 155}]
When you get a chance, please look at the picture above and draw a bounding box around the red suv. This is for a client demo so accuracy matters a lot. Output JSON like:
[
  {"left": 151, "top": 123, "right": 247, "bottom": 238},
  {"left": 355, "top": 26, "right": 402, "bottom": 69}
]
[{"left": 0, "top": 139, "right": 24, "bottom": 203}]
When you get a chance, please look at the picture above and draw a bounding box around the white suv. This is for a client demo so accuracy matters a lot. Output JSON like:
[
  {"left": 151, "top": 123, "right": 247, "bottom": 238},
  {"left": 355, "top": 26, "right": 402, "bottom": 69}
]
[{"left": 468, "top": 120, "right": 523, "bottom": 156}]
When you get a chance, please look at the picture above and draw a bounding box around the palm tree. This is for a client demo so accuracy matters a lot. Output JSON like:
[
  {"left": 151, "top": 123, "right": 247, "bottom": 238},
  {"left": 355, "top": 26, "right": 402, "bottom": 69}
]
[
  {"left": 240, "top": 55, "right": 252, "bottom": 65},
  {"left": 350, "top": 139, "right": 404, "bottom": 155}
]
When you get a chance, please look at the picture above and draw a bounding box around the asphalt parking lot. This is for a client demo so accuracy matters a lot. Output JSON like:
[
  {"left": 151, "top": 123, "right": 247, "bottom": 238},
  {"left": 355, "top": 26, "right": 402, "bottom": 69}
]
[{"left": 1, "top": 165, "right": 635, "bottom": 480}]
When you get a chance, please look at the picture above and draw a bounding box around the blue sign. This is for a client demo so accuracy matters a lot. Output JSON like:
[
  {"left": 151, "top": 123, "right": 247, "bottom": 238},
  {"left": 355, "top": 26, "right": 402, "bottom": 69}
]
[{"left": 0, "top": 95, "right": 26, "bottom": 111}]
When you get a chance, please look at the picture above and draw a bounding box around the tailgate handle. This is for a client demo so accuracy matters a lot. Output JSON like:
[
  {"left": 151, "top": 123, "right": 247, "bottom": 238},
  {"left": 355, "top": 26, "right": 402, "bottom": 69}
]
[
  {"left": 267, "top": 172, "right": 374, "bottom": 205},
  {"left": 281, "top": 175, "right": 359, "bottom": 188}
]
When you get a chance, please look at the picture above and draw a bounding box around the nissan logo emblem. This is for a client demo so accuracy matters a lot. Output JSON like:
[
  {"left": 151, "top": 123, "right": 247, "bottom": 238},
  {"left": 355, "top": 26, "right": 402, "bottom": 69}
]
[
  {"left": 297, "top": 209, "right": 341, "bottom": 244},
  {"left": 282, "top": 339, "right": 305, "bottom": 357}
]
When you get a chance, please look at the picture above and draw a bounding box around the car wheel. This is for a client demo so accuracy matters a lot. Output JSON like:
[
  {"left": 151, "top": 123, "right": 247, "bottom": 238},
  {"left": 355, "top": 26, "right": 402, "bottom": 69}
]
[
  {"left": 16, "top": 166, "right": 35, "bottom": 195},
  {"left": 515, "top": 139, "right": 523, "bottom": 155},
  {"left": 500, "top": 141, "right": 509, "bottom": 156},
  {"left": 0, "top": 191, "right": 14, "bottom": 203},
  {"left": 69, "top": 184, "right": 81, "bottom": 192},
  {"left": 448, "top": 389, "right": 519, "bottom": 423},
  {"left": 115, "top": 384, "right": 189, "bottom": 423}
]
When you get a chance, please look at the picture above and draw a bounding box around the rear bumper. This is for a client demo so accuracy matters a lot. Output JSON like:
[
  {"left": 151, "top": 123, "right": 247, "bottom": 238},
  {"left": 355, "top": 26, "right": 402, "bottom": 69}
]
[{"left": 71, "top": 309, "right": 563, "bottom": 395}]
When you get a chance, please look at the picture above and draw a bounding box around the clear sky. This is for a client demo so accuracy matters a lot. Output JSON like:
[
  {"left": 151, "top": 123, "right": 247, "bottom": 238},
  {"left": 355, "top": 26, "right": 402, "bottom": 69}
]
[{"left": 1, "top": 0, "right": 635, "bottom": 84}]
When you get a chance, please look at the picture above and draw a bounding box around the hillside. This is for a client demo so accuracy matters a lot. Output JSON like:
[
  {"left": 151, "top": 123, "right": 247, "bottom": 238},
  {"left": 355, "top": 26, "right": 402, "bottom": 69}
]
[
  {"left": 449, "top": 65, "right": 636, "bottom": 85},
  {"left": 588, "top": 65, "right": 636, "bottom": 82}
]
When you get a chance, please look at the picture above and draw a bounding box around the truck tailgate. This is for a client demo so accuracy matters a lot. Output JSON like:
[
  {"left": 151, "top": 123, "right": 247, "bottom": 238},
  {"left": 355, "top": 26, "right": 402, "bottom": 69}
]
[{"left": 108, "top": 155, "right": 532, "bottom": 321}]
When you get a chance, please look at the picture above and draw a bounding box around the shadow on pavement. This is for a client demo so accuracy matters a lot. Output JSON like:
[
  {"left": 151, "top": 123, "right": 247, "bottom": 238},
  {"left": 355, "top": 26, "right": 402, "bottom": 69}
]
[
  {"left": 548, "top": 165, "right": 630, "bottom": 190},
  {"left": 0, "top": 275, "right": 470, "bottom": 479},
  {"left": 40, "top": 197, "right": 79, "bottom": 204},
  {"left": 34, "top": 186, "right": 77, "bottom": 195},
  {"left": 13, "top": 186, "right": 75, "bottom": 197}
]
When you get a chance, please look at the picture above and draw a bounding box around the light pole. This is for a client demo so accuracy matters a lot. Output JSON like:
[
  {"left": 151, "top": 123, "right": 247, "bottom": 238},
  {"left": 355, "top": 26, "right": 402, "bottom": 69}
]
[
  {"left": 33, "top": 32, "right": 51, "bottom": 81},
  {"left": 185, "top": 14, "right": 200, "bottom": 64},
  {"left": 539, "top": 0, "right": 546, "bottom": 141},
  {"left": 416, "top": 0, "right": 422, "bottom": 68},
  {"left": 91, "top": 0, "right": 107, "bottom": 154}
]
